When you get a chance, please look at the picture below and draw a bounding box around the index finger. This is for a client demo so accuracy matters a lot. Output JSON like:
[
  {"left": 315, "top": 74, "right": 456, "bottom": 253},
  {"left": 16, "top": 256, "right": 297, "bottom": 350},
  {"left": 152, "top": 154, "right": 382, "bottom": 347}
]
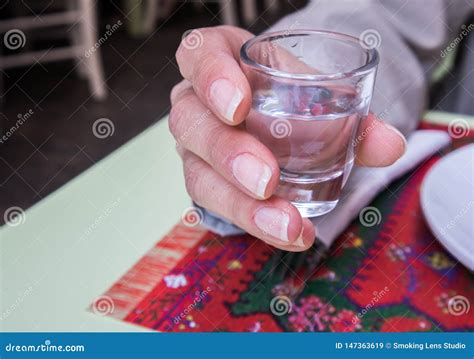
[{"left": 176, "top": 26, "right": 253, "bottom": 125}]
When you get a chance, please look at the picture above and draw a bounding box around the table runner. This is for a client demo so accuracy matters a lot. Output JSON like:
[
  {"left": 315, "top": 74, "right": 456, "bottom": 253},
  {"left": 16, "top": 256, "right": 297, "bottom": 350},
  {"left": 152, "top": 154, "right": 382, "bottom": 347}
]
[{"left": 90, "top": 120, "right": 473, "bottom": 332}]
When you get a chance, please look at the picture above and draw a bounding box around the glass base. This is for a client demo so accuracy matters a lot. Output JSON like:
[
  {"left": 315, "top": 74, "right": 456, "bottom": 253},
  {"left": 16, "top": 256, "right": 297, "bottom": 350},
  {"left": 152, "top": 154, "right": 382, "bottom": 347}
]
[
  {"left": 276, "top": 169, "right": 343, "bottom": 218},
  {"left": 292, "top": 200, "right": 339, "bottom": 218}
]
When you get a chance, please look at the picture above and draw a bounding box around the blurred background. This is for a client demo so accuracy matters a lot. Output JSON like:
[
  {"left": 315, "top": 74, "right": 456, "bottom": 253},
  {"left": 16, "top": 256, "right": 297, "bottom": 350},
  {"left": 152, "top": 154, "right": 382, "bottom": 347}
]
[{"left": 0, "top": 0, "right": 472, "bottom": 223}]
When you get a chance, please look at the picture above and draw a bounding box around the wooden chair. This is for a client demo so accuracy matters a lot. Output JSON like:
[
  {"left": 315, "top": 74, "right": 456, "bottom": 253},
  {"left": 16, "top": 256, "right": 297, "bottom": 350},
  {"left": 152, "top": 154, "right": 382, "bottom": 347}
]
[
  {"left": 136, "top": 0, "right": 280, "bottom": 31},
  {"left": 0, "top": 0, "right": 106, "bottom": 101}
]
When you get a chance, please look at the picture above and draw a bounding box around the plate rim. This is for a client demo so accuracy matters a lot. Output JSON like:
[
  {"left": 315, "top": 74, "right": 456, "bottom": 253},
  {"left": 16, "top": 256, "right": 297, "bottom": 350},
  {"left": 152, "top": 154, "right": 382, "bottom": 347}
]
[{"left": 420, "top": 144, "right": 474, "bottom": 271}]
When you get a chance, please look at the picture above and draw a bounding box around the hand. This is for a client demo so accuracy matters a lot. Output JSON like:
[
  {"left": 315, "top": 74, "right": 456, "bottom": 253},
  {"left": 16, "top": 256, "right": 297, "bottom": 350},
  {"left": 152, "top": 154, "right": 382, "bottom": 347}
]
[{"left": 169, "top": 26, "right": 406, "bottom": 252}]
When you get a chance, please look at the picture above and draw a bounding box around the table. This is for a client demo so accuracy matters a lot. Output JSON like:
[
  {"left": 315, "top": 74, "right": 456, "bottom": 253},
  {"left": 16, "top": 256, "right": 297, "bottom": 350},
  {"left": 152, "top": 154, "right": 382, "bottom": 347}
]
[
  {"left": 1, "top": 118, "right": 188, "bottom": 331},
  {"left": 1, "top": 111, "right": 472, "bottom": 332}
]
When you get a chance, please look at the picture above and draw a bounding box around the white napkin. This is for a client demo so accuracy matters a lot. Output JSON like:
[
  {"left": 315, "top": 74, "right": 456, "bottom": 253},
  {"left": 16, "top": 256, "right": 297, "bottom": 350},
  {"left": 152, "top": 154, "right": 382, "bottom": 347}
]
[
  {"left": 199, "top": 130, "right": 452, "bottom": 247},
  {"left": 314, "top": 129, "right": 451, "bottom": 247}
]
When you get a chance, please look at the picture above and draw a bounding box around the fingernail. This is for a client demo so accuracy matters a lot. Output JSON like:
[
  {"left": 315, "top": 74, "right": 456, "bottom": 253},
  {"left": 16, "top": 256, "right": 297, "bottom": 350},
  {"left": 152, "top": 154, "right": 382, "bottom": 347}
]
[
  {"left": 232, "top": 153, "right": 272, "bottom": 198},
  {"left": 210, "top": 79, "right": 243, "bottom": 122},
  {"left": 293, "top": 227, "right": 305, "bottom": 247},
  {"left": 254, "top": 207, "right": 290, "bottom": 243},
  {"left": 383, "top": 123, "right": 408, "bottom": 151}
]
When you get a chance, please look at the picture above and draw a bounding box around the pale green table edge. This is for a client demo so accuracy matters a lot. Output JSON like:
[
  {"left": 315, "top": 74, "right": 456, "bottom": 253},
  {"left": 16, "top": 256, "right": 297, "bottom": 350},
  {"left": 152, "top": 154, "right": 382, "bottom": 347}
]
[
  {"left": 423, "top": 111, "right": 474, "bottom": 126},
  {"left": 1, "top": 111, "right": 472, "bottom": 332},
  {"left": 1, "top": 117, "right": 189, "bottom": 332}
]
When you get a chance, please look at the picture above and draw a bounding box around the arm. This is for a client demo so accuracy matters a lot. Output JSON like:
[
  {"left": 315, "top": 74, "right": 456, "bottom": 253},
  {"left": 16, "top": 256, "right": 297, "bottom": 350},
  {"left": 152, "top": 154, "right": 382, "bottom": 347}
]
[{"left": 269, "top": 0, "right": 473, "bottom": 136}]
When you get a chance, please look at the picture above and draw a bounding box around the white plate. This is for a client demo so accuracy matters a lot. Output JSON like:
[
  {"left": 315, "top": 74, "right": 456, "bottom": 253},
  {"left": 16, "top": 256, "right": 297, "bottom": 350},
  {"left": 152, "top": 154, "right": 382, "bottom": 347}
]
[{"left": 420, "top": 144, "right": 474, "bottom": 271}]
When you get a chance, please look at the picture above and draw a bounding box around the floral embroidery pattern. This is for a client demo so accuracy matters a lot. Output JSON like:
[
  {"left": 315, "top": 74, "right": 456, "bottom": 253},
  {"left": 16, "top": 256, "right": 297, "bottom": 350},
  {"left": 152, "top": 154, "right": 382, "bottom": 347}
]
[
  {"left": 96, "top": 134, "right": 474, "bottom": 332},
  {"left": 386, "top": 243, "right": 412, "bottom": 262},
  {"left": 227, "top": 260, "right": 243, "bottom": 270},
  {"left": 164, "top": 274, "right": 188, "bottom": 289},
  {"left": 288, "top": 295, "right": 360, "bottom": 332},
  {"left": 426, "top": 252, "right": 454, "bottom": 270}
]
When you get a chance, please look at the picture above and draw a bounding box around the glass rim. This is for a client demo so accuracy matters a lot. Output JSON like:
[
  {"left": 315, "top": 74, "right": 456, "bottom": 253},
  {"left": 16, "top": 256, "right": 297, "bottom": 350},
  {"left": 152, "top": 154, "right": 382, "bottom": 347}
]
[{"left": 240, "top": 29, "right": 379, "bottom": 81}]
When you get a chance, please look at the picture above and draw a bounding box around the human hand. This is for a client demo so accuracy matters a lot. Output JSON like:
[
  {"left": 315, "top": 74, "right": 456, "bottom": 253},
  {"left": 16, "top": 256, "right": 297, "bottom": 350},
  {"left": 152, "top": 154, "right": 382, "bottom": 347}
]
[{"left": 169, "top": 26, "right": 406, "bottom": 252}]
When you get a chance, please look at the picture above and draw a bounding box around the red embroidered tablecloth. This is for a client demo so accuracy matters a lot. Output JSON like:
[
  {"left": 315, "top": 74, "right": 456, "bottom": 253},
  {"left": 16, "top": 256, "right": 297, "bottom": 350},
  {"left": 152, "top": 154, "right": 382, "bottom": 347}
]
[{"left": 91, "top": 120, "right": 474, "bottom": 332}]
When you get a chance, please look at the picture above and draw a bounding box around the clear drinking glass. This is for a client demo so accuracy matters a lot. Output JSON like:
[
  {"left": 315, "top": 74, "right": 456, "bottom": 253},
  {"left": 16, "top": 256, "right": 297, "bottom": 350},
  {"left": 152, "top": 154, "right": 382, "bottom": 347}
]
[{"left": 240, "top": 30, "right": 379, "bottom": 218}]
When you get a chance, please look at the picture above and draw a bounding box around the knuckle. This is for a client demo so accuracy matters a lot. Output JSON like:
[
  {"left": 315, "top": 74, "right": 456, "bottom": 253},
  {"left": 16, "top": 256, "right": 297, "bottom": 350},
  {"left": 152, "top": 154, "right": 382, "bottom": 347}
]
[
  {"left": 183, "top": 156, "right": 202, "bottom": 201},
  {"left": 176, "top": 27, "right": 212, "bottom": 67},
  {"left": 216, "top": 25, "right": 247, "bottom": 43},
  {"left": 195, "top": 53, "right": 224, "bottom": 83},
  {"left": 184, "top": 171, "right": 199, "bottom": 201},
  {"left": 229, "top": 191, "right": 244, "bottom": 223},
  {"left": 168, "top": 92, "right": 195, "bottom": 142},
  {"left": 177, "top": 28, "right": 227, "bottom": 86},
  {"left": 216, "top": 25, "right": 235, "bottom": 32},
  {"left": 170, "top": 82, "right": 184, "bottom": 105},
  {"left": 176, "top": 33, "right": 193, "bottom": 63},
  {"left": 207, "top": 125, "right": 235, "bottom": 167},
  {"left": 168, "top": 103, "right": 183, "bottom": 139}
]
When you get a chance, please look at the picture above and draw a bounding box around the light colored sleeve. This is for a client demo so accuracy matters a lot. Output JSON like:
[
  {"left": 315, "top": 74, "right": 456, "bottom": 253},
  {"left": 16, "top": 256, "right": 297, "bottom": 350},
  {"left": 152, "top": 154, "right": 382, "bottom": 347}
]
[
  {"left": 268, "top": 0, "right": 474, "bottom": 136},
  {"left": 199, "top": 0, "right": 474, "bottom": 236}
]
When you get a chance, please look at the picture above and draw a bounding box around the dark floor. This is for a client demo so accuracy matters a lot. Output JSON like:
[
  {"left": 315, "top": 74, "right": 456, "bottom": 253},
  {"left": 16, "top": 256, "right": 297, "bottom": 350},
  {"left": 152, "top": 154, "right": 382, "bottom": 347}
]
[{"left": 0, "top": 1, "right": 307, "bottom": 223}]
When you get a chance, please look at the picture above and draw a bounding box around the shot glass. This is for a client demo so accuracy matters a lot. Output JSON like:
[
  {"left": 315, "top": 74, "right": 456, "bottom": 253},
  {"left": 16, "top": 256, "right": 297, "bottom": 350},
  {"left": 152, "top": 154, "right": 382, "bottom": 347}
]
[{"left": 240, "top": 30, "right": 379, "bottom": 218}]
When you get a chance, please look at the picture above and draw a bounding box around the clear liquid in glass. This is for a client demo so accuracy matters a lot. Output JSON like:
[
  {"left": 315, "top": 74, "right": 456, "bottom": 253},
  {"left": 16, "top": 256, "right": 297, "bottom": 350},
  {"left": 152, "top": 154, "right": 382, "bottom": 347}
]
[{"left": 246, "top": 84, "right": 367, "bottom": 217}]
